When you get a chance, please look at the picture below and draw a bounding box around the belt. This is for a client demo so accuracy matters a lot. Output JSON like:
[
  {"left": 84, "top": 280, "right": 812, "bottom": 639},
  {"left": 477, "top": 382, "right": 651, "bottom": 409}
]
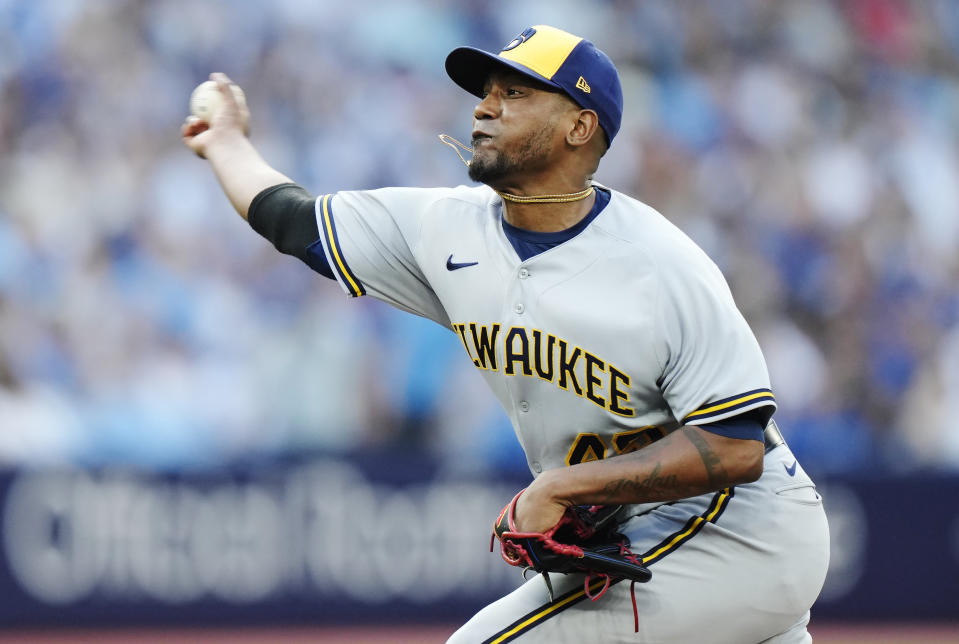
[{"left": 763, "top": 419, "right": 786, "bottom": 453}]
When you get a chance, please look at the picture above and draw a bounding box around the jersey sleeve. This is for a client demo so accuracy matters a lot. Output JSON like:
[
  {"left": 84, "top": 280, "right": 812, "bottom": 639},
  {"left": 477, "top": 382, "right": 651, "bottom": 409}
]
[
  {"left": 654, "top": 248, "right": 776, "bottom": 428},
  {"left": 308, "top": 187, "right": 451, "bottom": 327}
]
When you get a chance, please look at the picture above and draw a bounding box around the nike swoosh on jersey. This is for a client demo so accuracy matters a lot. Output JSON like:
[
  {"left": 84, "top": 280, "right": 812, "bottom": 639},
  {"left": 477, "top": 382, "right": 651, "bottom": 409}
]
[
  {"left": 446, "top": 254, "right": 479, "bottom": 271},
  {"left": 784, "top": 460, "right": 798, "bottom": 477}
]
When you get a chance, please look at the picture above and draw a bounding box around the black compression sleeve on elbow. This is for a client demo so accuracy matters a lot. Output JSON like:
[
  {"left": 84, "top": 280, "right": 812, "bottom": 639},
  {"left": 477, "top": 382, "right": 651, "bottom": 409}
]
[{"left": 247, "top": 183, "right": 333, "bottom": 278}]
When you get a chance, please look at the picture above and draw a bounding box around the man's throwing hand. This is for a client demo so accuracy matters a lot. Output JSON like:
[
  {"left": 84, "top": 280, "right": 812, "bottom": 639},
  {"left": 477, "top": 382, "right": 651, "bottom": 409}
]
[{"left": 181, "top": 72, "right": 250, "bottom": 159}]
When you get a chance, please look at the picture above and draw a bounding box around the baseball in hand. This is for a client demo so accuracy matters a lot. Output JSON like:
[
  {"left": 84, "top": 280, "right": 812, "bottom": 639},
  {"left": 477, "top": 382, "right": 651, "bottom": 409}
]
[{"left": 189, "top": 80, "right": 248, "bottom": 126}]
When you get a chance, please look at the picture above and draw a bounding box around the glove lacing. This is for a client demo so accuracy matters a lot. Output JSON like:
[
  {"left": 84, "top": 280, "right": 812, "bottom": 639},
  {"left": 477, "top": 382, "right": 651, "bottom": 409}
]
[{"left": 582, "top": 540, "right": 643, "bottom": 633}]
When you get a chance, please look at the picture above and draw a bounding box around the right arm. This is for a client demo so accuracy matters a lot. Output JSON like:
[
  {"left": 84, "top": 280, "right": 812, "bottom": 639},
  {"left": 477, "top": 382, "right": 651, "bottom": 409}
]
[
  {"left": 180, "top": 73, "right": 292, "bottom": 220},
  {"left": 181, "top": 73, "right": 330, "bottom": 276},
  {"left": 183, "top": 77, "right": 448, "bottom": 319}
]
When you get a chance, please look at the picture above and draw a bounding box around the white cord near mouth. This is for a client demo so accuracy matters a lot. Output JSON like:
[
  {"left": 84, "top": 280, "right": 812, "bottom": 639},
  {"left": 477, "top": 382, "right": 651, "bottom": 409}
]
[{"left": 438, "top": 133, "right": 472, "bottom": 167}]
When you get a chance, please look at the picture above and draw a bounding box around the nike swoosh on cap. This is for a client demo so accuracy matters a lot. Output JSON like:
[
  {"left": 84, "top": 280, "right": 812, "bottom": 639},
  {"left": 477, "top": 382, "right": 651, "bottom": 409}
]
[{"left": 446, "top": 254, "right": 479, "bottom": 271}]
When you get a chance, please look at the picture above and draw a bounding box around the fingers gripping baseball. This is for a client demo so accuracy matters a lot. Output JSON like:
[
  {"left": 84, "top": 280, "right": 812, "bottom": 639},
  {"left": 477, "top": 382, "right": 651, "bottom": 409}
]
[{"left": 181, "top": 72, "right": 250, "bottom": 159}]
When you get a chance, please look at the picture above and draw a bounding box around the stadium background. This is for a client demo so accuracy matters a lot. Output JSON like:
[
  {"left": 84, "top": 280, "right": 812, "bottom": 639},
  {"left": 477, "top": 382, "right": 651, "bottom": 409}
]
[{"left": 0, "top": 0, "right": 957, "bottom": 641}]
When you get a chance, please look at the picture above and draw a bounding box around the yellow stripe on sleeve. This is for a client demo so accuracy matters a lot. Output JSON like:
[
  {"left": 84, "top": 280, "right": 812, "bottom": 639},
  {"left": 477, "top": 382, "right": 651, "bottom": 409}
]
[
  {"left": 685, "top": 391, "right": 774, "bottom": 421},
  {"left": 321, "top": 194, "right": 363, "bottom": 297}
]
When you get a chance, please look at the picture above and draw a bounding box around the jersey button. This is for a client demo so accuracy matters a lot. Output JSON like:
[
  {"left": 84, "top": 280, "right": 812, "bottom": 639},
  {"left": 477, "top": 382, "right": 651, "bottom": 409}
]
[
  {"left": 531, "top": 461, "right": 542, "bottom": 473},
  {"left": 513, "top": 303, "right": 525, "bottom": 314},
  {"left": 518, "top": 268, "right": 530, "bottom": 279},
  {"left": 519, "top": 400, "right": 530, "bottom": 412}
]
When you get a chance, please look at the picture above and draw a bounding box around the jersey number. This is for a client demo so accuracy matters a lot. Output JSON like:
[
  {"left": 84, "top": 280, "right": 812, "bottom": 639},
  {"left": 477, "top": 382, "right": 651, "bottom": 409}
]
[{"left": 565, "top": 426, "right": 666, "bottom": 466}]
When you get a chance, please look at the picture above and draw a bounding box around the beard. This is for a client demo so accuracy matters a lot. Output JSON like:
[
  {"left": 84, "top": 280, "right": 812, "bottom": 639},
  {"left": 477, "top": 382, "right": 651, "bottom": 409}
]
[{"left": 468, "top": 121, "right": 554, "bottom": 187}]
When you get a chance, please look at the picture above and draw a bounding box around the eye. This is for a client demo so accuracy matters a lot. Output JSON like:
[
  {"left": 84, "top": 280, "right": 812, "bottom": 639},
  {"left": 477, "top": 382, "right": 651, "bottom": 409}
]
[{"left": 506, "top": 87, "right": 522, "bottom": 97}]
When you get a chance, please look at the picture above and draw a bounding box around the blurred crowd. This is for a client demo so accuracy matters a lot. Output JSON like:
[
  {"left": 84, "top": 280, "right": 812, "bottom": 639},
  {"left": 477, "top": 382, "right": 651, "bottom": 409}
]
[{"left": 1, "top": 0, "right": 958, "bottom": 473}]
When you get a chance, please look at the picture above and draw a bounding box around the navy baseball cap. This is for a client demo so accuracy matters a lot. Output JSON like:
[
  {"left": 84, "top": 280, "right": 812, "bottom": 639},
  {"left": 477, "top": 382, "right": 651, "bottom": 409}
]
[{"left": 446, "top": 25, "right": 623, "bottom": 146}]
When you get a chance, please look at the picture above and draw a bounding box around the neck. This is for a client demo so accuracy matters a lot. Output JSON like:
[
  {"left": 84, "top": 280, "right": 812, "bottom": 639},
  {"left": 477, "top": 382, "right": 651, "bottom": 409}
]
[
  {"left": 500, "top": 185, "right": 597, "bottom": 232},
  {"left": 437, "top": 135, "right": 597, "bottom": 230},
  {"left": 497, "top": 185, "right": 594, "bottom": 204}
]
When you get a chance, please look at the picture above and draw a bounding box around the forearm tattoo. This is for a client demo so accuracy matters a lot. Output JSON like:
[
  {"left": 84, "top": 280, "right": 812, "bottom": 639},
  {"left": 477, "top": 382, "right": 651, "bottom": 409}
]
[
  {"left": 598, "top": 462, "right": 683, "bottom": 504},
  {"left": 682, "top": 427, "right": 730, "bottom": 490},
  {"left": 593, "top": 428, "right": 733, "bottom": 504}
]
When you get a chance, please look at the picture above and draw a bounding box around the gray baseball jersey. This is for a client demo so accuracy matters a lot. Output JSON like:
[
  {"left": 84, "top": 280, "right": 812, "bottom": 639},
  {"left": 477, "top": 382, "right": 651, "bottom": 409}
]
[
  {"left": 313, "top": 185, "right": 829, "bottom": 643},
  {"left": 316, "top": 185, "right": 774, "bottom": 468}
]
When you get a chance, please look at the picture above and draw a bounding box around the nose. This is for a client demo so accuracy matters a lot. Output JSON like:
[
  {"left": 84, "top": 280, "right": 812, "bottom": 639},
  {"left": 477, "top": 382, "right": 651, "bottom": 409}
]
[{"left": 473, "top": 92, "right": 499, "bottom": 121}]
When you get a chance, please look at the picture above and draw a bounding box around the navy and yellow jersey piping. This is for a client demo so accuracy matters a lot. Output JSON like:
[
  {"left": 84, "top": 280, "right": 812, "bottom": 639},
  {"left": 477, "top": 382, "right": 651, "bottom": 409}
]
[
  {"left": 638, "top": 487, "right": 733, "bottom": 565},
  {"left": 315, "top": 193, "right": 365, "bottom": 297},
  {"left": 482, "top": 488, "right": 734, "bottom": 643},
  {"left": 682, "top": 388, "right": 775, "bottom": 425},
  {"left": 481, "top": 576, "right": 613, "bottom": 644}
]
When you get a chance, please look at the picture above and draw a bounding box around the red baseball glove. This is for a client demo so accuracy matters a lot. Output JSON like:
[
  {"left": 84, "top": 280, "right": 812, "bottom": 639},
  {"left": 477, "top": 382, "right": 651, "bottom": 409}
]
[{"left": 491, "top": 488, "right": 651, "bottom": 630}]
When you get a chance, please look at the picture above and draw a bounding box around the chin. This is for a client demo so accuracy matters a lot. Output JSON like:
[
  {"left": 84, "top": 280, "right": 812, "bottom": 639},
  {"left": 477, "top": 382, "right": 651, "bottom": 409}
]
[{"left": 468, "top": 153, "right": 510, "bottom": 185}]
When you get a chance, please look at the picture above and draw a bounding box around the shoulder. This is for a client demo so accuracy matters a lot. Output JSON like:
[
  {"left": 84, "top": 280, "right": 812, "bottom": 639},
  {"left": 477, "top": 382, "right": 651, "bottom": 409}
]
[
  {"left": 594, "top": 189, "right": 721, "bottom": 277},
  {"left": 334, "top": 184, "right": 496, "bottom": 215}
]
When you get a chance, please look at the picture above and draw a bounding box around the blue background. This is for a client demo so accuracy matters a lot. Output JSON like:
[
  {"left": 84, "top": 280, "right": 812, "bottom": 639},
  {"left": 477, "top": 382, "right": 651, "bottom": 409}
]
[{"left": 2, "top": 0, "right": 959, "bottom": 630}]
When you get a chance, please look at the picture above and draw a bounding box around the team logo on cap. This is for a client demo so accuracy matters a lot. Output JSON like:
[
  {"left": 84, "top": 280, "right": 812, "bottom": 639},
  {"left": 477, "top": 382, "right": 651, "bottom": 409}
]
[
  {"left": 576, "top": 76, "right": 591, "bottom": 93},
  {"left": 502, "top": 27, "right": 536, "bottom": 51}
]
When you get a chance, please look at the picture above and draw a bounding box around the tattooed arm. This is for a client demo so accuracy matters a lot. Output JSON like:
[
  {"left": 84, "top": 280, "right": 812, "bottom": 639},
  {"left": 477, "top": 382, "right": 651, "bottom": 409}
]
[{"left": 513, "top": 426, "right": 763, "bottom": 533}]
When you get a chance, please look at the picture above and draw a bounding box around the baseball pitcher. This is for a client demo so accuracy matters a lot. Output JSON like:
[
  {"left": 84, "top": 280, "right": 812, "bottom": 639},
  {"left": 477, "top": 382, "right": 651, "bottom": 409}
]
[{"left": 182, "top": 25, "right": 829, "bottom": 644}]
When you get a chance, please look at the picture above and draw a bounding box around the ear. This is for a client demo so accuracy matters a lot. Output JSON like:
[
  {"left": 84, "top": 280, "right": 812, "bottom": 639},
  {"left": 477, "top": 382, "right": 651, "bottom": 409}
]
[{"left": 566, "top": 109, "right": 600, "bottom": 149}]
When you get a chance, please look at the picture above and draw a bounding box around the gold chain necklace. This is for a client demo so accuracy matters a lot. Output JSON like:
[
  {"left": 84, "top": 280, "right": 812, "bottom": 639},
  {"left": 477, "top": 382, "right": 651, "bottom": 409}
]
[
  {"left": 439, "top": 134, "right": 596, "bottom": 205},
  {"left": 496, "top": 186, "right": 594, "bottom": 204}
]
